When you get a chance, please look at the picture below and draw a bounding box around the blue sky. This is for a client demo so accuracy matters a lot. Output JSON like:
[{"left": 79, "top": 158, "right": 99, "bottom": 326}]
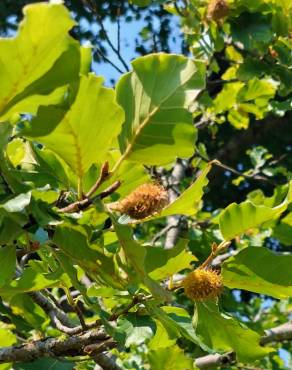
[{"left": 79, "top": 10, "right": 181, "bottom": 85}]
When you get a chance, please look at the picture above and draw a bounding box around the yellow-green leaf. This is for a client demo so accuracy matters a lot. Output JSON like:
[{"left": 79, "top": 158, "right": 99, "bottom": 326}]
[
  {"left": 22, "top": 75, "right": 124, "bottom": 178},
  {"left": 0, "top": 2, "right": 76, "bottom": 121}
]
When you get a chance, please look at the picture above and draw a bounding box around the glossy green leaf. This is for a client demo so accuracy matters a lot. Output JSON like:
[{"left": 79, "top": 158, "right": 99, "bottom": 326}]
[
  {"left": 194, "top": 300, "right": 273, "bottom": 362},
  {"left": 116, "top": 53, "right": 205, "bottom": 166},
  {"left": 222, "top": 247, "right": 292, "bottom": 298},
  {"left": 113, "top": 221, "right": 171, "bottom": 301},
  {"left": 145, "top": 239, "right": 197, "bottom": 280},
  {"left": 117, "top": 313, "right": 156, "bottom": 347},
  {"left": 23, "top": 75, "right": 124, "bottom": 178},
  {"left": 0, "top": 2, "right": 76, "bottom": 122},
  {"left": 219, "top": 181, "right": 292, "bottom": 240},
  {"left": 148, "top": 345, "right": 194, "bottom": 370},
  {"left": 0, "top": 192, "right": 31, "bottom": 213},
  {"left": 0, "top": 246, "right": 16, "bottom": 287}
]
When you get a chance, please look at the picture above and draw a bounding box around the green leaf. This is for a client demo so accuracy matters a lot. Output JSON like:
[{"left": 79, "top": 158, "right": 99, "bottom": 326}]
[
  {"left": 145, "top": 239, "right": 197, "bottom": 280},
  {"left": 8, "top": 293, "right": 48, "bottom": 330},
  {"left": 116, "top": 53, "right": 205, "bottom": 166},
  {"left": 213, "top": 82, "right": 243, "bottom": 113},
  {"left": 0, "top": 266, "right": 62, "bottom": 295},
  {"left": 0, "top": 246, "right": 16, "bottom": 287},
  {"left": 0, "top": 325, "right": 16, "bottom": 370},
  {"left": 194, "top": 300, "right": 273, "bottom": 362},
  {"left": 0, "top": 217, "right": 23, "bottom": 244},
  {"left": 148, "top": 320, "right": 176, "bottom": 349},
  {"left": 117, "top": 313, "right": 156, "bottom": 347},
  {"left": 273, "top": 212, "right": 292, "bottom": 246},
  {"left": 158, "top": 163, "right": 211, "bottom": 217},
  {"left": 23, "top": 75, "right": 124, "bottom": 178},
  {"left": 145, "top": 301, "right": 204, "bottom": 347},
  {"left": 237, "top": 78, "right": 276, "bottom": 102},
  {"left": 0, "top": 192, "right": 31, "bottom": 213},
  {"left": 227, "top": 108, "right": 249, "bottom": 129},
  {"left": 14, "top": 358, "right": 75, "bottom": 370},
  {"left": 6, "top": 138, "right": 26, "bottom": 167},
  {"left": 231, "top": 13, "right": 273, "bottom": 51},
  {"left": 0, "top": 2, "right": 76, "bottom": 122},
  {"left": 113, "top": 221, "right": 171, "bottom": 301},
  {"left": 219, "top": 181, "right": 292, "bottom": 240},
  {"left": 222, "top": 247, "right": 292, "bottom": 299},
  {"left": 148, "top": 345, "right": 194, "bottom": 370},
  {"left": 53, "top": 223, "right": 123, "bottom": 289}
]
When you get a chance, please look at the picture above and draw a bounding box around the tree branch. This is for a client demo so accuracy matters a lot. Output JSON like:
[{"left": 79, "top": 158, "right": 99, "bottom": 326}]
[
  {"left": 164, "top": 159, "right": 187, "bottom": 249},
  {"left": 0, "top": 329, "right": 109, "bottom": 364},
  {"left": 86, "top": 161, "right": 110, "bottom": 198},
  {"left": 29, "top": 291, "right": 100, "bottom": 335},
  {"left": 195, "top": 322, "right": 292, "bottom": 369},
  {"left": 92, "top": 352, "right": 121, "bottom": 370},
  {"left": 58, "top": 181, "right": 121, "bottom": 213},
  {"left": 195, "top": 150, "right": 274, "bottom": 184}
]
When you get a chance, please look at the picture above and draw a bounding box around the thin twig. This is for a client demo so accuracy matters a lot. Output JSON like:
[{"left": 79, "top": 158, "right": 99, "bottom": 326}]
[
  {"left": 58, "top": 181, "right": 121, "bottom": 213},
  {"left": 94, "top": 49, "right": 125, "bottom": 74},
  {"left": 117, "top": 5, "right": 121, "bottom": 54},
  {"left": 83, "top": 0, "right": 129, "bottom": 72},
  {"left": 207, "top": 78, "right": 238, "bottom": 86},
  {"left": 86, "top": 161, "right": 110, "bottom": 198},
  {"left": 150, "top": 222, "right": 180, "bottom": 245},
  {"left": 199, "top": 241, "right": 231, "bottom": 269},
  {"left": 96, "top": 14, "right": 129, "bottom": 72},
  {"left": 195, "top": 150, "right": 274, "bottom": 184}
]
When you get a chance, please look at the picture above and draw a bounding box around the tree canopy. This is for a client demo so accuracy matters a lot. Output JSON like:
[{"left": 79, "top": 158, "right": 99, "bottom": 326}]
[{"left": 0, "top": 1, "right": 291, "bottom": 369}]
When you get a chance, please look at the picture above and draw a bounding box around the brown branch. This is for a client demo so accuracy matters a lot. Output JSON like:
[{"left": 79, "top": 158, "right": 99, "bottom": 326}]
[
  {"left": 195, "top": 151, "right": 274, "bottom": 184},
  {"left": 86, "top": 162, "right": 110, "bottom": 199},
  {"left": 29, "top": 291, "right": 101, "bottom": 335},
  {"left": 58, "top": 181, "right": 121, "bottom": 213},
  {"left": 195, "top": 322, "right": 292, "bottom": 369},
  {"left": 0, "top": 329, "right": 109, "bottom": 364},
  {"left": 99, "top": 181, "right": 121, "bottom": 199},
  {"left": 91, "top": 352, "right": 121, "bottom": 370}
]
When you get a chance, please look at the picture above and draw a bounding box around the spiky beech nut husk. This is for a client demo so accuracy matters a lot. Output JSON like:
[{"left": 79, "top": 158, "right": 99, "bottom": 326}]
[
  {"left": 207, "top": 0, "right": 229, "bottom": 22},
  {"left": 182, "top": 268, "right": 223, "bottom": 300},
  {"left": 110, "top": 183, "right": 169, "bottom": 219}
]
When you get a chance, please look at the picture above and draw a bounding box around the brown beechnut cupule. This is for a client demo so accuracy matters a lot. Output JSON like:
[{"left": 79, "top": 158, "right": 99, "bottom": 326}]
[
  {"left": 109, "top": 183, "right": 169, "bottom": 219},
  {"left": 207, "top": 0, "right": 229, "bottom": 22},
  {"left": 183, "top": 268, "right": 223, "bottom": 301}
]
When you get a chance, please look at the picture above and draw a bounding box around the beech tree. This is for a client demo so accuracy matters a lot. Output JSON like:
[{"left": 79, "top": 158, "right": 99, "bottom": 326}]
[{"left": 0, "top": 1, "right": 291, "bottom": 369}]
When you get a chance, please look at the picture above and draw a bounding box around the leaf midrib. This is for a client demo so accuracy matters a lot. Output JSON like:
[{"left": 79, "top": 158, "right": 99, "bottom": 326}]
[{"left": 113, "top": 64, "right": 195, "bottom": 172}]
